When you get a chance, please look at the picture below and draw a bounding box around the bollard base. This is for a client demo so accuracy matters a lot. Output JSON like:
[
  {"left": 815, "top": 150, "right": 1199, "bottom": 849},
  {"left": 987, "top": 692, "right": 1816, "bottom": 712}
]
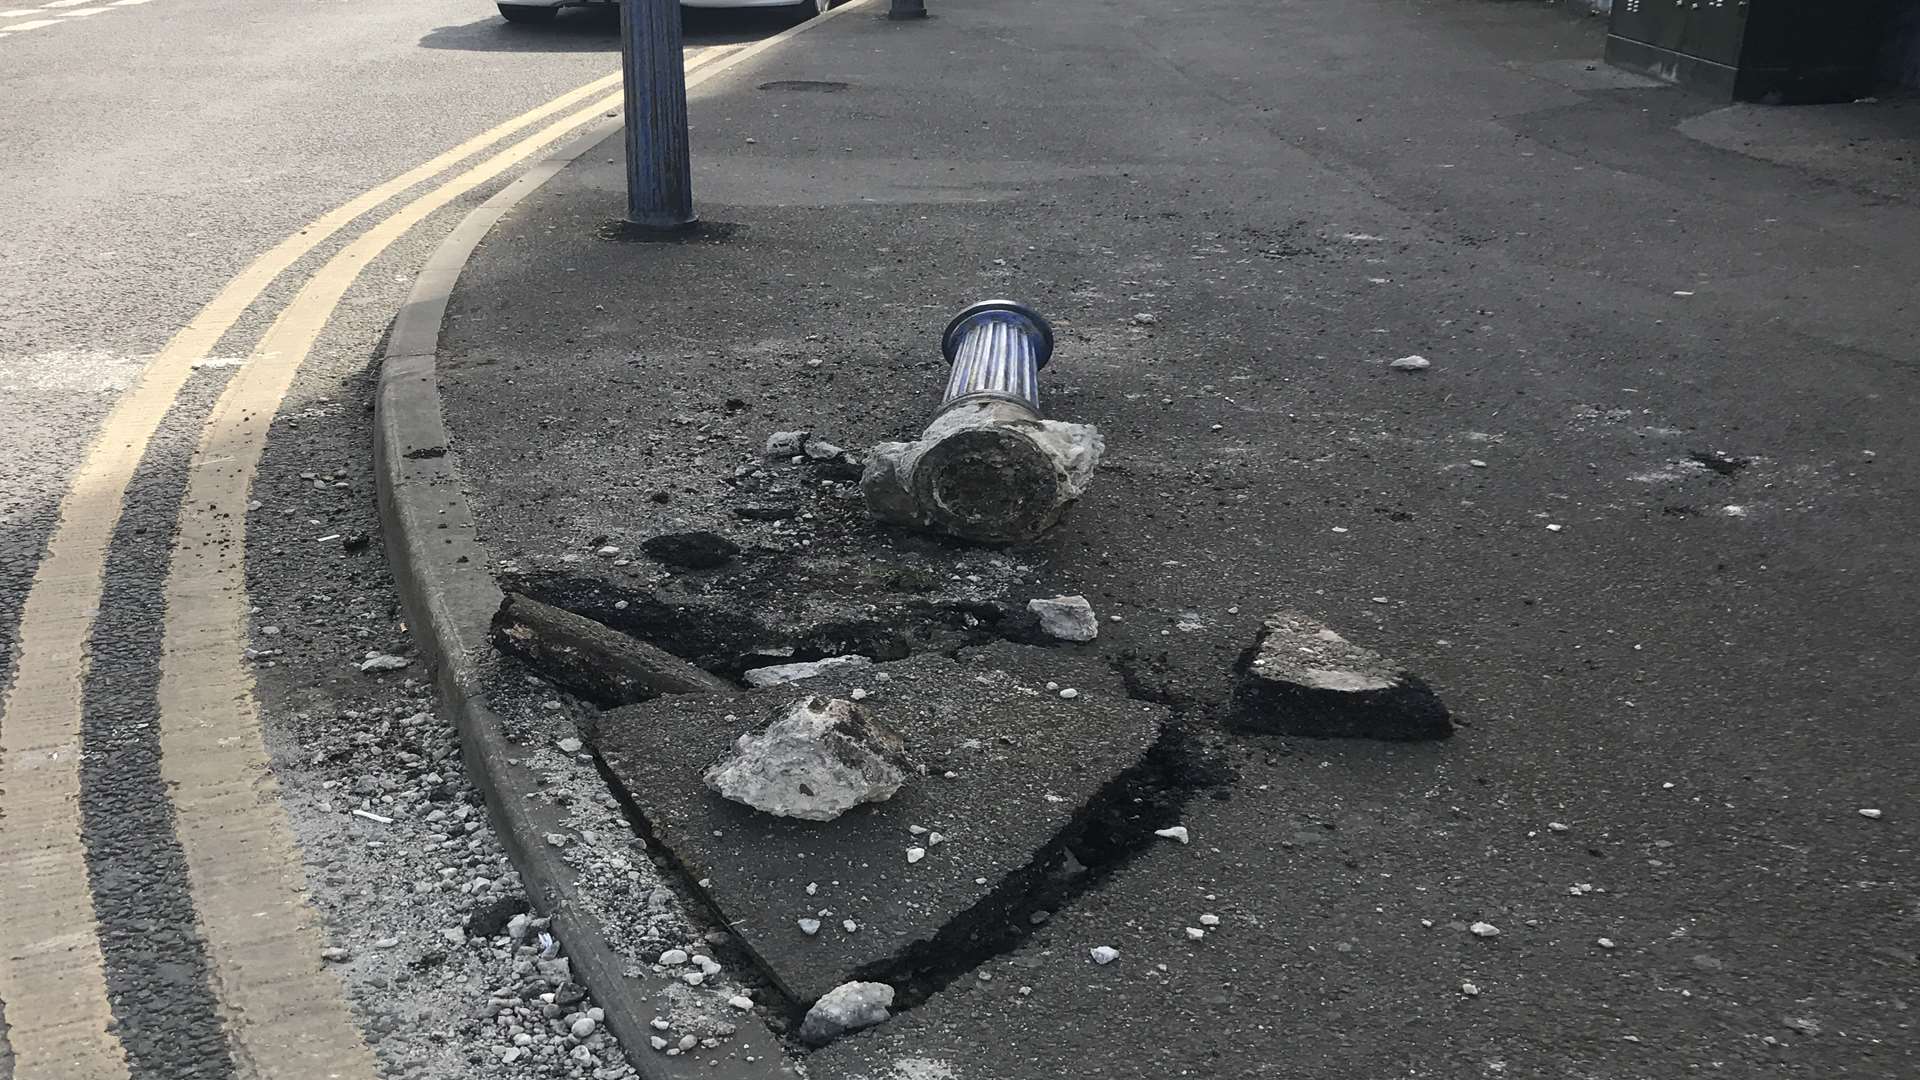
[
  {"left": 606, "top": 216, "right": 700, "bottom": 240},
  {"left": 862, "top": 400, "right": 1103, "bottom": 545},
  {"left": 596, "top": 218, "right": 737, "bottom": 245}
]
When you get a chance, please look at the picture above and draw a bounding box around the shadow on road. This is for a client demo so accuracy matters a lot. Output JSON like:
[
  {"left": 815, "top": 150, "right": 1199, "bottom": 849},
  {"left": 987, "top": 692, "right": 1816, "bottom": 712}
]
[{"left": 419, "top": 6, "right": 799, "bottom": 52}]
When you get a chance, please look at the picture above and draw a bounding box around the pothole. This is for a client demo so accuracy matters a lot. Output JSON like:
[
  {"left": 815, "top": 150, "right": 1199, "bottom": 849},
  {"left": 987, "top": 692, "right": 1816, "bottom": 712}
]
[{"left": 504, "top": 568, "right": 1019, "bottom": 677}]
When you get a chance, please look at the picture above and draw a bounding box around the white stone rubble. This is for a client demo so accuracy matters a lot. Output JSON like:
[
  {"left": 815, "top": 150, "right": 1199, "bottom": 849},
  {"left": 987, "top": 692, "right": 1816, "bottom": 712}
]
[
  {"left": 703, "top": 696, "right": 913, "bottom": 822},
  {"left": 1027, "top": 595, "right": 1098, "bottom": 642},
  {"left": 741, "top": 654, "right": 873, "bottom": 688},
  {"left": 799, "top": 981, "right": 895, "bottom": 1045}
]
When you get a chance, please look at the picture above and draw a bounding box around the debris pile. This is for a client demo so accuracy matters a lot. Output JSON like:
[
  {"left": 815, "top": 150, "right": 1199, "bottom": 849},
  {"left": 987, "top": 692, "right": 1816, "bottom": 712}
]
[{"left": 763, "top": 429, "right": 864, "bottom": 481}]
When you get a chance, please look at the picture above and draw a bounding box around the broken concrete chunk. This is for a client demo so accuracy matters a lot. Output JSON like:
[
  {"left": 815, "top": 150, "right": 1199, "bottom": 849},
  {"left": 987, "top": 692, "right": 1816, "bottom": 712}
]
[
  {"left": 1227, "top": 611, "right": 1451, "bottom": 740},
  {"left": 1027, "top": 594, "right": 1098, "bottom": 642},
  {"left": 765, "top": 430, "right": 810, "bottom": 458},
  {"left": 640, "top": 531, "right": 740, "bottom": 571},
  {"left": 801, "top": 438, "right": 865, "bottom": 482},
  {"left": 799, "top": 981, "right": 895, "bottom": 1046},
  {"left": 863, "top": 400, "right": 1104, "bottom": 545},
  {"left": 489, "top": 593, "right": 735, "bottom": 707},
  {"left": 359, "top": 653, "right": 410, "bottom": 673},
  {"left": 741, "top": 654, "right": 872, "bottom": 688},
  {"left": 702, "top": 697, "right": 912, "bottom": 822}
]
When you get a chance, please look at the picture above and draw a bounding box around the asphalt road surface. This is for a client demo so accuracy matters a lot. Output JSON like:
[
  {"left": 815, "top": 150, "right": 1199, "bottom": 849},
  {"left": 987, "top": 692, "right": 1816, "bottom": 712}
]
[{"left": 0, "top": 3, "right": 788, "bottom": 1078}]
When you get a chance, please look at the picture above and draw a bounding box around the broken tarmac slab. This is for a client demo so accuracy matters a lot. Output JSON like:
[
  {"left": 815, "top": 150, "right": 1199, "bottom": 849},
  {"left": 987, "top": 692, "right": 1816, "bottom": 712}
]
[
  {"left": 1227, "top": 611, "right": 1452, "bottom": 740},
  {"left": 490, "top": 592, "right": 737, "bottom": 706},
  {"left": 590, "top": 642, "right": 1168, "bottom": 1007}
]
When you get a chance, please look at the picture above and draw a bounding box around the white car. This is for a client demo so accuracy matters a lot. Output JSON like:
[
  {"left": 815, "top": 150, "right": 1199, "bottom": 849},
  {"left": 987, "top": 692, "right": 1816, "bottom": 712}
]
[{"left": 497, "top": 0, "right": 833, "bottom": 24}]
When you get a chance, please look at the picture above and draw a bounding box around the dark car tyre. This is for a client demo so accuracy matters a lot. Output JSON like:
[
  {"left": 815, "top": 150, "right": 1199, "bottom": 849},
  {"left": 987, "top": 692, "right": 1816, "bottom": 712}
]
[{"left": 498, "top": 4, "right": 559, "bottom": 23}]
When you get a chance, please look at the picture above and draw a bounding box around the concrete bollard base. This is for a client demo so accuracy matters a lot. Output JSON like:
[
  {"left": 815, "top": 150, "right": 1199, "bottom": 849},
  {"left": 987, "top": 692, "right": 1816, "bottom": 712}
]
[{"left": 862, "top": 400, "right": 1103, "bottom": 545}]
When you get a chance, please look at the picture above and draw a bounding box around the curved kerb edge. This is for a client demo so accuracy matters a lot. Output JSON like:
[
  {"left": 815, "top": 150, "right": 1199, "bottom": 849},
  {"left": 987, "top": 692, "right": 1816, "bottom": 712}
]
[{"left": 373, "top": 104, "right": 804, "bottom": 1080}]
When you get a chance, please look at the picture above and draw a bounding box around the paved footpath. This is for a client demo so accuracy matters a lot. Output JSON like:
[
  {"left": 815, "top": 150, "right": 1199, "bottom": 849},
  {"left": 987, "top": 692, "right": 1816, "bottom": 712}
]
[{"left": 425, "top": 0, "right": 1920, "bottom": 1078}]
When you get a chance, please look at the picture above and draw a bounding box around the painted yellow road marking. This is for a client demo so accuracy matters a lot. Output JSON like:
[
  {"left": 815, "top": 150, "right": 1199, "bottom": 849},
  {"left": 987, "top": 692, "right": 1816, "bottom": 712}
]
[
  {"left": 141, "top": 41, "right": 740, "bottom": 1076},
  {"left": 152, "top": 82, "right": 637, "bottom": 1078},
  {"left": 0, "top": 65, "right": 635, "bottom": 1080}
]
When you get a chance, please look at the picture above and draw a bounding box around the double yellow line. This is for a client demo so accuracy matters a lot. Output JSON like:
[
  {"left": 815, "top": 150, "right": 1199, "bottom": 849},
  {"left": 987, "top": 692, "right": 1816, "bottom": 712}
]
[{"left": 0, "top": 44, "right": 748, "bottom": 1080}]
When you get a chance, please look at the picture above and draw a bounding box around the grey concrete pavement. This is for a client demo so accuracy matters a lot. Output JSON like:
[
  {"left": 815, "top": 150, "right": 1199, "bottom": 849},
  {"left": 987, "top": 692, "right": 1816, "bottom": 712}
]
[{"left": 430, "top": 0, "right": 1919, "bottom": 1077}]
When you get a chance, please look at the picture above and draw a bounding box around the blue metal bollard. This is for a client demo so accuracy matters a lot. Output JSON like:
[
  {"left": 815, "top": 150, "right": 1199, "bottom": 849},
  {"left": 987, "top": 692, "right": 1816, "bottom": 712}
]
[
  {"left": 620, "top": 0, "right": 697, "bottom": 231},
  {"left": 938, "top": 300, "right": 1054, "bottom": 416}
]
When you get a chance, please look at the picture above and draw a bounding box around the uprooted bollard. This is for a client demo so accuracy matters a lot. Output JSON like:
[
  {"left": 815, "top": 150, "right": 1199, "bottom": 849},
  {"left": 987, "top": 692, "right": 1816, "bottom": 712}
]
[{"left": 862, "top": 301, "right": 1104, "bottom": 544}]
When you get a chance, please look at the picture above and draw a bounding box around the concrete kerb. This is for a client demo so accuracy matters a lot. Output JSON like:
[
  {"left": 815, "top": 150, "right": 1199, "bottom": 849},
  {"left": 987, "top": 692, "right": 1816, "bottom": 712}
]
[{"left": 372, "top": 6, "right": 885, "bottom": 1071}]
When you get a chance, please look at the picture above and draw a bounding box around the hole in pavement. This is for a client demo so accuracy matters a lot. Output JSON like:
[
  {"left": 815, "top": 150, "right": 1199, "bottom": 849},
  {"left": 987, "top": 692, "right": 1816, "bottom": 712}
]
[
  {"left": 1107, "top": 649, "right": 1207, "bottom": 712},
  {"left": 500, "top": 574, "right": 1241, "bottom": 1045},
  {"left": 505, "top": 569, "right": 1019, "bottom": 677}
]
